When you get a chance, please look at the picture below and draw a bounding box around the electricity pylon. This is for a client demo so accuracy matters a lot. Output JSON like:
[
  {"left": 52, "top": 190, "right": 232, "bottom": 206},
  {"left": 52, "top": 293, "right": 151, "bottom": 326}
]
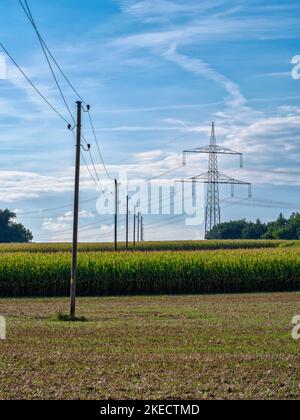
[{"left": 182, "top": 122, "right": 252, "bottom": 237}]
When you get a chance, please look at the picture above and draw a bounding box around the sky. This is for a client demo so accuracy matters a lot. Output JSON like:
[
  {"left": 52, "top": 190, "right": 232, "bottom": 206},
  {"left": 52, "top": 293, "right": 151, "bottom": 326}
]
[{"left": 0, "top": 0, "right": 300, "bottom": 242}]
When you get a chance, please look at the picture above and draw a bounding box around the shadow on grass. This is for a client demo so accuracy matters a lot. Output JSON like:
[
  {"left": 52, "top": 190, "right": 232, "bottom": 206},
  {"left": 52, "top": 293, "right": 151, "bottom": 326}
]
[{"left": 50, "top": 311, "right": 88, "bottom": 323}]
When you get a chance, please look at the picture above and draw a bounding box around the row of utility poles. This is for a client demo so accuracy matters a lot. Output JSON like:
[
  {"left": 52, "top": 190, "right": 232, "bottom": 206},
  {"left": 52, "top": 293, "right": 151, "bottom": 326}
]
[
  {"left": 70, "top": 101, "right": 144, "bottom": 320},
  {"left": 114, "top": 179, "right": 144, "bottom": 252},
  {"left": 131, "top": 206, "right": 144, "bottom": 249},
  {"left": 119, "top": 190, "right": 144, "bottom": 252}
]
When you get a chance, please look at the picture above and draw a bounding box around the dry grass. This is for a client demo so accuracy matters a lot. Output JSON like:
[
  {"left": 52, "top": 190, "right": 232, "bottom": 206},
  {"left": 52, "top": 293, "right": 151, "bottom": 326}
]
[{"left": 0, "top": 293, "right": 299, "bottom": 400}]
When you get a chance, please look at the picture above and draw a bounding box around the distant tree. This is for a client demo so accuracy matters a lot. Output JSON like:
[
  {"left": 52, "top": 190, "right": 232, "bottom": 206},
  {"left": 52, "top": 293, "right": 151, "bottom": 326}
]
[
  {"left": 207, "top": 213, "right": 300, "bottom": 240},
  {"left": 241, "top": 219, "right": 267, "bottom": 239},
  {"left": 262, "top": 213, "right": 290, "bottom": 239},
  {"left": 206, "top": 220, "right": 248, "bottom": 240},
  {"left": 288, "top": 213, "right": 300, "bottom": 239},
  {"left": 0, "top": 209, "right": 33, "bottom": 243},
  {"left": 262, "top": 213, "right": 300, "bottom": 240}
]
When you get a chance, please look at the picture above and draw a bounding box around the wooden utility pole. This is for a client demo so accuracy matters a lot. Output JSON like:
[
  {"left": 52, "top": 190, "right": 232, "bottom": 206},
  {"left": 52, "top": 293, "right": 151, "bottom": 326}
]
[
  {"left": 114, "top": 179, "right": 118, "bottom": 252},
  {"left": 70, "top": 101, "right": 82, "bottom": 321},
  {"left": 141, "top": 216, "right": 144, "bottom": 242},
  {"left": 126, "top": 195, "right": 129, "bottom": 251},
  {"left": 137, "top": 212, "right": 140, "bottom": 243},
  {"left": 133, "top": 206, "right": 136, "bottom": 248}
]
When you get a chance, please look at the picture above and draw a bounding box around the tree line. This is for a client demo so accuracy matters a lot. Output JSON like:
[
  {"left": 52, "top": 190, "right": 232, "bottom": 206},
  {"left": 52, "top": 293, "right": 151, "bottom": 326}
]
[
  {"left": 206, "top": 213, "right": 300, "bottom": 240},
  {"left": 0, "top": 209, "right": 33, "bottom": 243},
  {"left": 2, "top": 207, "right": 300, "bottom": 243}
]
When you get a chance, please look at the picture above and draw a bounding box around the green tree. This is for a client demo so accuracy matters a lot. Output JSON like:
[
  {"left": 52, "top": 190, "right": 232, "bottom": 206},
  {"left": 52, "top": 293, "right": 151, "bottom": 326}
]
[
  {"left": 262, "top": 213, "right": 290, "bottom": 239},
  {"left": 207, "top": 213, "right": 300, "bottom": 240},
  {"left": 0, "top": 209, "right": 33, "bottom": 243},
  {"left": 241, "top": 219, "right": 267, "bottom": 239},
  {"left": 206, "top": 220, "right": 248, "bottom": 240}
]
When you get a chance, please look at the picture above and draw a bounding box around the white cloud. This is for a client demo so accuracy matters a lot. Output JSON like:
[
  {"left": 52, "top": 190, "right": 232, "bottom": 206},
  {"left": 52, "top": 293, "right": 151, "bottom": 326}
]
[
  {"left": 48, "top": 210, "right": 95, "bottom": 224},
  {"left": 79, "top": 210, "right": 95, "bottom": 219},
  {"left": 57, "top": 211, "right": 73, "bottom": 222},
  {"left": 95, "top": 125, "right": 185, "bottom": 132},
  {"left": 134, "top": 150, "right": 163, "bottom": 161},
  {"left": 13, "top": 208, "right": 24, "bottom": 214},
  {"left": 164, "top": 45, "right": 246, "bottom": 108},
  {"left": 0, "top": 168, "right": 107, "bottom": 203},
  {"left": 96, "top": 103, "right": 223, "bottom": 114},
  {"left": 42, "top": 218, "right": 68, "bottom": 232},
  {"left": 113, "top": 14, "right": 300, "bottom": 51},
  {"left": 42, "top": 210, "right": 96, "bottom": 235},
  {"left": 2, "top": 0, "right": 300, "bottom": 224},
  {"left": 263, "top": 72, "right": 291, "bottom": 78},
  {"left": 1, "top": 104, "right": 300, "bottom": 209},
  {"left": 99, "top": 224, "right": 114, "bottom": 233},
  {"left": 218, "top": 111, "right": 300, "bottom": 185},
  {"left": 120, "top": 0, "right": 226, "bottom": 23},
  {"left": 161, "top": 118, "right": 188, "bottom": 128}
]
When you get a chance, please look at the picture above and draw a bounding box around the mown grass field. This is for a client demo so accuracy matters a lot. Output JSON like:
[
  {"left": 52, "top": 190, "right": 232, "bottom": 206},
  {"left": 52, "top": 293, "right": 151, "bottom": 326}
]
[{"left": 0, "top": 293, "right": 299, "bottom": 400}]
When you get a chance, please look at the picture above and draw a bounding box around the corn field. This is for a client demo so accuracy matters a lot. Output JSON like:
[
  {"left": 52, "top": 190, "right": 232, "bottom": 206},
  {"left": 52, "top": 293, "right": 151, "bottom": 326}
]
[
  {"left": 0, "top": 239, "right": 286, "bottom": 253},
  {"left": 0, "top": 247, "right": 300, "bottom": 297}
]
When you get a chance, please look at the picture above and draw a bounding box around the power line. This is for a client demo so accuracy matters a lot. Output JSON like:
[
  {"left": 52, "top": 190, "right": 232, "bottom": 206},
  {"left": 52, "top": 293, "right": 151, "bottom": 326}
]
[
  {"left": 82, "top": 129, "right": 114, "bottom": 197},
  {"left": 144, "top": 215, "right": 184, "bottom": 231},
  {"left": 160, "top": 126, "right": 203, "bottom": 148},
  {"left": 20, "top": 0, "right": 113, "bottom": 192},
  {"left": 19, "top": 0, "right": 76, "bottom": 124},
  {"left": 81, "top": 150, "right": 104, "bottom": 193},
  {"left": 244, "top": 167, "right": 300, "bottom": 177},
  {"left": 87, "top": 148, "right": 107, "bottom": 193},
  {"left": 20, "top": 0, "right": 111, "bottom": 200},
  {"left": 87, "top": 122, "right": 202, "bottom": 178},
  {"left": 38, "top": 215, "right": 115, "bottom": 238},
  {"left": 87, "top": 108, "right": 112, "bottom": 181},
  {"left": 19, "top": 0, "right": 86, "bottom": 105},
  {"left": 38, "top": 218, "right": 123, "bottom": 242},
  {"left": 37, "top": 192, "right": 192, "bottom": 240},
  {"left": 16, "top": 196, "right": 100, "bottom": 217},
  {"left": 71, "top": 128, "right": 110, "bottom": 196},
  {"left": 142, "top": 196, "right": 244, "bottom": 232},
  {"left": 0, "top": 40, "right": 70, "bottom": 125},
  {"left": 146, "top": 164, "right": 184, "bottom": 182}
]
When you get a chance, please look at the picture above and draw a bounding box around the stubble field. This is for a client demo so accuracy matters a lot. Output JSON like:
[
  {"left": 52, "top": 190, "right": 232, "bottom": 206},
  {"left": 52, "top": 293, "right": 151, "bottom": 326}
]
[{"left": 0, "top": 293, "right": 299, "bottom": 400}]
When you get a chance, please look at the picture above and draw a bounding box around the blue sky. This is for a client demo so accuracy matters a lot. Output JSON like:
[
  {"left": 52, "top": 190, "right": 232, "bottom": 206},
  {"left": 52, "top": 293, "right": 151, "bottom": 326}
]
[{"left": 0, "top": 0, "right": 300, "bottom": 242}]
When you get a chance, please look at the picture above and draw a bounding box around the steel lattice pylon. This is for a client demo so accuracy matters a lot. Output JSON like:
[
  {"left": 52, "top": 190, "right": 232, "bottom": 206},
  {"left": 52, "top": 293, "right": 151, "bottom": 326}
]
[
  {"left": 206, "top": 122, "right": 220, "bottom": 233},
  {"left": 181, "top": 122, "right": 252, "bottom": 238}
]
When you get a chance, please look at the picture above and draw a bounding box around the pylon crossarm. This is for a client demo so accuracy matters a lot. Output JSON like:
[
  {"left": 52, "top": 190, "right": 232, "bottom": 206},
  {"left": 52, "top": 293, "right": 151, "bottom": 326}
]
[
  {"left": 183, "top": 146, "right": 243, "bottom": 167},
  {"left": 177, "top": 178, "right": 250, "bottom": 185},
  {"left": 216, "top": 172, "right": 250, "bottom": 185},
  {"left": 215, "top": 146, "right": 242, "bottom": 155},
  {"left": 192, "top": 171, "right": 209, "bottom": 180},
  {"left": 177, "top": 179, "right": 251, "bottom": 200},
  {"left": 184, "top": 171, "right": 250, "bottom": 185},
  {"left": 183, "top": 146, "right": 242, "bottom": 155}
]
